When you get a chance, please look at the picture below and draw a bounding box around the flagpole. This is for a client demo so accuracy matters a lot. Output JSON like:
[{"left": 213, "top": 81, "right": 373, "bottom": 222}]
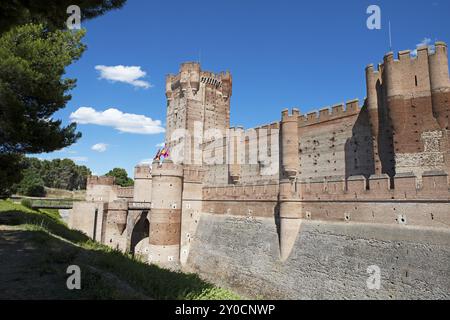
[{"left": 389, "top": 20, "right": 393, "bottom": 51}]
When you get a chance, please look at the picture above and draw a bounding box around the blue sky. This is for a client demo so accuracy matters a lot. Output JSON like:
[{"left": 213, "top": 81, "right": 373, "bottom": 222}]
[{"left": 36, "top": 0, "right": 450, "bottom": 177}]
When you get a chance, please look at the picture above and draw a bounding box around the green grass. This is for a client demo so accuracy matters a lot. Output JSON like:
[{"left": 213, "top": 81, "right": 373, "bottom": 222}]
[{"left": 0, "top": 200, "right": 242, "bottom": 300}]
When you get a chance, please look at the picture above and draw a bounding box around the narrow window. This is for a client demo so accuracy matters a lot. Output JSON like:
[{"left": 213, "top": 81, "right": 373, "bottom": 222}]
[{"left": 415, "top": 75, "right": 418, "bottom": 87}]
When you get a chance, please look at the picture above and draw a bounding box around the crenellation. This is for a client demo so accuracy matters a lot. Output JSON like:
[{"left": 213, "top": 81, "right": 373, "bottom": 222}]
[
  {"left": 306, "top": 112, "right": 317, "bottom": 122},
  {"left": 296, "top": 101, "right": 361, "bottom": 128},
  {"left": 398, "top": 49, "right": 411, "bottom": 61},
  {"left": 345, "top": 99, "right": 359, "bottom": 113},
  {"left": 87, "top": 175, "right": 115, "bottom": 186},
  {"left": 346, "top": 175, "right": 367, "bottom": 195},
  {"left": 419, "top": 170, "right": 449, "bottom": 198},
  {"left": 117, "top": 186, "right": 134, "bottom": 199},
  {"left": 368, "top": 174, "right": 391, "bottom": 196},
  {"left": 319, "top": 108, "right": 330, "bottom": 121}
]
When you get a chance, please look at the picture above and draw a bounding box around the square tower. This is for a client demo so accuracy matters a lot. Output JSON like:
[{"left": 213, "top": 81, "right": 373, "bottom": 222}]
[{"left": 165, "top": 62, "right": 232, "bottom": 149}]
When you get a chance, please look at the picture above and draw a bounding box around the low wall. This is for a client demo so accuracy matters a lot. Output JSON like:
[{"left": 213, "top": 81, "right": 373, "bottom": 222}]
[
  {"left": 185, "top": 213, "right": 450, "bottom": 299},
  {"left": 69, "top": 202, "right": 105, "bottom": 241}
]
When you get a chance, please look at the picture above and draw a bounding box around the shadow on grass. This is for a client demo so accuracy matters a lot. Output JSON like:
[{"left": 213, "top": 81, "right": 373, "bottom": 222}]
[
  {"left": 0, "top": 204, "right": 89, "bottom": 244},
  {"left": 0, "top": 201, "right": 240, "bottom": 300}
]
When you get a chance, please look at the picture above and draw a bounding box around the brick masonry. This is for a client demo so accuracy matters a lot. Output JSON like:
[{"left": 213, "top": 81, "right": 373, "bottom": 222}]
[{"left": 68, "top": 42, "right": 450, "bottom": 299}]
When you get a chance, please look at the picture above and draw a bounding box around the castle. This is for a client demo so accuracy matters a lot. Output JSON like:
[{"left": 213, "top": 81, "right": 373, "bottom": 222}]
[{"left": 69, "top": 42, "right": 450, "bottom": 299}]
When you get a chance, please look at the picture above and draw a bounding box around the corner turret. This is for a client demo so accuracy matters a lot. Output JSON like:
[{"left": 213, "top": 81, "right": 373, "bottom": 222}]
[
  {"left": 281, "top": 108, "right": 300, "bottom": 179},
  {"left": 148, "top": 159, "right": 184, "bottom": 267}
]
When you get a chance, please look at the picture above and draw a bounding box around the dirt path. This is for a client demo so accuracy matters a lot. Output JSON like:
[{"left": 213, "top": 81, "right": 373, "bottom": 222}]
[{"left": 0, "top": 226, "right": 150, "bottom": 299}]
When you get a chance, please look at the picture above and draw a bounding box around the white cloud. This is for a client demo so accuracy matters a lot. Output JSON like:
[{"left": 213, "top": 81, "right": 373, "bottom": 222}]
[
  {"left": 55, "top": 147, "right": 77, "bottom": 154},
  {"left": 91, "top": 143, "right": 108, "bottom": 152},
  {"left": 411, "top": 38, "right": 435, "bottom": 57},
  {"left": 70, "top": 107, "right": 165, "bottom": 135},
  {"left": 70, "top": 156, "right": 88, "bottom": 163},
  {"left": 95, "top": 65, "right": 152, "bottom": 89},
  {"left": 139, "top": 159, "right": 153, "bottom": 165},
  {"left": 155, "top": 142, "right": 165, "bottom": 148}
]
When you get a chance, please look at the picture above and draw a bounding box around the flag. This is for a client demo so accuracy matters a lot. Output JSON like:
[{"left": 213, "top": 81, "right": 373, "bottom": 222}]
[
  {"left": 160, "top": 144, "right": 170, "bottom": 159},
  {"left": 153, "top": 148, "right": 161, "bottom": 161}
]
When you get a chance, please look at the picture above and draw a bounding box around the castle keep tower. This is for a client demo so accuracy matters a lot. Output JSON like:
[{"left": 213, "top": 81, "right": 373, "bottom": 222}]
[
  {"left": 366, "top": 41, "right": 450, "bottom": 177},
  {"left": 165, "top": 62, "right": 232, "bottom": 164},
  {"left": 148, "top": 159, "right": 184, "bottom": 266}
]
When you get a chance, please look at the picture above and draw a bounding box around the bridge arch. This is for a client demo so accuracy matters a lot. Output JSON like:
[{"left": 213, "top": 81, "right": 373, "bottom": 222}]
[{"left": 130, "top": 210, "right": 149, "bottom": 255}]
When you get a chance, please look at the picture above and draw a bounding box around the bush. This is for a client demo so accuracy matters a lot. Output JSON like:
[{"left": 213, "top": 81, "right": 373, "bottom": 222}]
[
  {"left": 26, "top": 184, "right": 46, "bottom": 197},
  {"left": 21, "top": 198, "right": 33, "bottom": 209},
  {"left": 16, "top": 168, "right": 46, "bottom": 197}
]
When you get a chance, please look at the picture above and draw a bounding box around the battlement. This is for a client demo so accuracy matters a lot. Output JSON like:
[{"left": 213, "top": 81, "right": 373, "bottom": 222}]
[
  {"left": 203, "top": 182, "right": 279, "bottom": 201},
  {"left": 281, "top": 108, "right": 300, "bottom": 121},
  {"left": 117, "top": 186, "right": 134, "bottom": 199},
  {"left": 166, "top": 63, "right": 232, "bottom": 98},
  {"left": 251, "top": 122, "right": 280, "bottom": 135},
  {"left": 229, "top": 122, "right": 280, "bottom": 134},
  {"left": 151, "top": 159, "right": 184, "bottom": 177},
  {"left": 294, "top": 171, "right": 450, "bottom": 201},
  {"left": 365, "top": 41, "right": 448, "bottom": 75},
  {"left": 200, "top": 70, "right": 230, "bottom": 85},
  {"left": 183, "top": 167, "right": 205, "bottom": 183},
  {"left": 87, "top": 176, "right": 115, "bottom": 186},
  {"left": 297, "top": 99, "right": 360, "bottom": 127},
  {"left": 180, "top": 61, "right": 201, "bottom": 71},
  {"left": 134, "top": 164, "right": 152, "bottom": 180},
  {"left": 201, "top": 122, "right": 279, "bottom": 146}
]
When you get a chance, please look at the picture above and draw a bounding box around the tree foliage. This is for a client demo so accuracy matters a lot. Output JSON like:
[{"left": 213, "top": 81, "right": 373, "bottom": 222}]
[
  {"left": 0, "top": 0, "right": 127, "bottom": 34},
  {"left": 0, "top": 24, "right": 86, "bottom": 154},
  {"left": 16, "top": 166, "right": 46, "bottom": 197},
  {"left": 0, "top": 2, "right": 126, "bottom": 197},
  {"left": 14, "top": 157, "right": 92, "bottom": 194},
  {"left": 0, "top": 153, "right": 24, "bottom": 198},
  {"left": 106, "top": 168, "right": 134, "bottom": 187}
]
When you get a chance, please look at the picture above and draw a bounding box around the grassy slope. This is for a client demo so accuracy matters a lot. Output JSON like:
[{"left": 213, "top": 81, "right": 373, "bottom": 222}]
[{"left": 0, "top": 200, "right": 241, "bottom": 300}]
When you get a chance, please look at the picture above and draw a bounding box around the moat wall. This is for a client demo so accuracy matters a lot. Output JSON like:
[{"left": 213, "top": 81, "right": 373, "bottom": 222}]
[{"left": 185, "top": 213, "right": 450, "bottom": 299}]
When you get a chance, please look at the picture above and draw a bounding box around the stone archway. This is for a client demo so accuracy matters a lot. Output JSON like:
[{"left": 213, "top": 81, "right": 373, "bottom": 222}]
[{"left": 130, "top": 211, "right": 149, "bottom": 255}]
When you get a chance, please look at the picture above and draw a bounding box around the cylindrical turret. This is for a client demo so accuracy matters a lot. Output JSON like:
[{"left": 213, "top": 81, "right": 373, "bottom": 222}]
[
  {"left": 180, "top": 64, "right": 190, "bottom": 92},
  {"left": 189, "top": 63, "right": 201, "bottom": 93},
  {"left": 382, "top": 52, "right": 400, "bottom": 97},
  {"left": 221, "top": 71, "right": 232, "bottom": 99},
  {"left": 366, "top": 64, "right": 382, "bottom": 174},
  {"left": 383, "top": 50, "right": 418, "bottom": 155},
  {"left": 133, "top": 164, "right": 152, "bottom": 203},
  {"left": 148, "top": 159, "right": 183, "bottom": 267},
  {"left": 281, "top": 108, "right": 300, "bottom": 179},
  {"left": 429, "top": 41, "right": 450, "bottom": 129},
  {"left": 166, "top": 75, "right": 174, "bottom": 100},
  {"left": 180, "top": 62, "right": 200, "bottom": 94}
]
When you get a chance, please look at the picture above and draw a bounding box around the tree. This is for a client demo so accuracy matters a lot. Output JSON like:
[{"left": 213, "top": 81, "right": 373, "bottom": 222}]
[
  {"left": 0, "top": 153, "right": 24, "bottom": 198},
  {"left": 0, "top": 24, "right": 85, "bottom": 196},
  {"left": 0, "top": 24, "right": 85, "bottom": 155},
  {"left": 106, "top": 168, "right": 134, "bottom": 187},
  {"left": 0, "top": 1, "right": 127, "bottom": 196},
  {"left": 16, "top": 168, "right": 46, "bottom": 197},
  {"left": 0, "top": 0, "right": 127, "bottom": 34},
  {"left": 42, "top": 158, "right": 91, "bottom": 190},
  {"left": 15, "top": 157, "right": 92, "bottom": 192}
]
